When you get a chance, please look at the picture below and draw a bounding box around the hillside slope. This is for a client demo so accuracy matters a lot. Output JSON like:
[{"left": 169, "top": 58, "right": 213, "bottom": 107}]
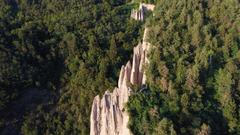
[
  {"left": 0, "top": 0, "right": 142, "bottom": 134},
  {"left": 127, "top": 0, "right": 240, "bottom": 134}
]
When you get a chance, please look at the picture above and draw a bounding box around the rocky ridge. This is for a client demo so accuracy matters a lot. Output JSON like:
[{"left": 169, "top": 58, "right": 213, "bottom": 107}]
[
  {"left": 90, "top": 4, "right": 154, "bottom": 135},
  {"left": 130, "top": 3, "right": 155, "bottom": 21}
]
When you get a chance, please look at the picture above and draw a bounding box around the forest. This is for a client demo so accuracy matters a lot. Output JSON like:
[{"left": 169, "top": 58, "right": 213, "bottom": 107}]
[
  {"left": 0, "top": 0, "right": 143, "bottom": 134},
  {"left": 127, "top": 0, "right": 240, "bottom": 135},
  {"left": 0, "top": 0, "right": 240, "bottom": 135}
]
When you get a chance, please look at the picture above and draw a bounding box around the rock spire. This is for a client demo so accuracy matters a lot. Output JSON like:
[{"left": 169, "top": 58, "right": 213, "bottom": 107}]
[
  {"left": 90, "top": 27, "right": 151, "bottom": 135},
  {"left": 130, "top": 3, "right": 155, "bottom": 21},
  {"left": 90, "top": 4, "right": 154, "bottom": 134}
]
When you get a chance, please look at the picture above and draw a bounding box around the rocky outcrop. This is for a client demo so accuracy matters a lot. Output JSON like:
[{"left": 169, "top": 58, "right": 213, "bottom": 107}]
[
  {"left": 141, "top": 3, "right": 155, "bottom": 11},
  {"left": 131, "top": 3, "right": 155, "bottom": 21},
  {"left": 131, "top": 8, "right": 144, "bottom": 21},
  {"left": 90, "top": 27, "right": 151, "bottom": 135}
]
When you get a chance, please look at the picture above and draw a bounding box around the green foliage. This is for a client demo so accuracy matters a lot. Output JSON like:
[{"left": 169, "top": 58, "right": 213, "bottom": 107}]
[
  {"left": 1, "top": 0, "right": 240, "bottom": 134},
  {"left": 153, "top": 118, "right": 176, "bottom": 135},
  {"left": 128, "top": 0, "right": 240, "bottom": 134},
  {"left": 0, "top": 0, "right": 143, "bottom": 134}
]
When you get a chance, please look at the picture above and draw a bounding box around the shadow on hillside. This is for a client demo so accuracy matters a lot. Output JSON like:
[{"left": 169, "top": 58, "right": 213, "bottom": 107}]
[{"left": 0, "top": 88, "right": 53, "bottom": 135}]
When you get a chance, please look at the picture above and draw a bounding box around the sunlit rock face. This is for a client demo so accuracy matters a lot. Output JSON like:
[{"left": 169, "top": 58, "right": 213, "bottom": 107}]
[
  {"left": 90, "top": 27, "right": 151, "bottom": 135},
  {"left": 130, "top": 3, "right": 155, "bottom": 21}
]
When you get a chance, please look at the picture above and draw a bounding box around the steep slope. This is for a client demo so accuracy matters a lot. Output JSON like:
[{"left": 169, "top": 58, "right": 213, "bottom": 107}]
[
  {"left": 127, "top": 0, "right": 240, "bottom": 134},
  {"left": 90, "top": 3, "right": 155, "bottom": 135},
  {"left": 90, "top": 27, "right": 150, "bottom": 135},
  {"left": 0, "top": 1, "right": 144, "bottom": 135}
]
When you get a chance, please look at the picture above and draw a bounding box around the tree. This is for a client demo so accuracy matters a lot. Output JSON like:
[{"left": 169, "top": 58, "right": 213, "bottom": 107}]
[
  {"left": 153, "top": 118, "right": 177, "bottom": 135},
  {"left": 215, "top": 69, "right": 238, "bottom": 133},
  {"left": 197, "top": 123, "right": 211, "bottom": 135}
]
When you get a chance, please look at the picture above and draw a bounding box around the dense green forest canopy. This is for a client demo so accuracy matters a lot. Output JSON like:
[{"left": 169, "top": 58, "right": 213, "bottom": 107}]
[
  {"left": 1, "top": 0, "right": 240, "bottom": 135},
  {"left": 127, "top": 0, "right": 240, "bottom": 135},
  {"left": 0, "top": 0, "right": 143, "bottom": 134}
]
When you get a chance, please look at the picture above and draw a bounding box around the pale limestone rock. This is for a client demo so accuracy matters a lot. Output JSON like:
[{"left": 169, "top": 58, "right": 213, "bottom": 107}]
[
  {"left": 90, "top": 27, "right": 152, "bottom": 135},
  {"left": 131, "top": 8, "right": 144, "bottom": 21},
  {"left": 141, "top": 3, "right": 155, "bottom": 11},
  {"left": 118, "top": 66, "right": 125, "bottom": 88},
  {"left": 142, "top": 27, "right": 150, "bottom": 84},
  {"left": 90, "top": 96, "right": 100, "bottom": 135},
  {"left": 130, "top": 3, "right": 155, "bottom": 21}
]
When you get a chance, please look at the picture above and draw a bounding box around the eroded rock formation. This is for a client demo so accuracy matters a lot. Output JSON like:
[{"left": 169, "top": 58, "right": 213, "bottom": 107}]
[
  {"left": 130, "top": 3, "right": 155, "bottom": 21},
  {"left": 90, "top": 27, "right": 151, "bottom": 135}
]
